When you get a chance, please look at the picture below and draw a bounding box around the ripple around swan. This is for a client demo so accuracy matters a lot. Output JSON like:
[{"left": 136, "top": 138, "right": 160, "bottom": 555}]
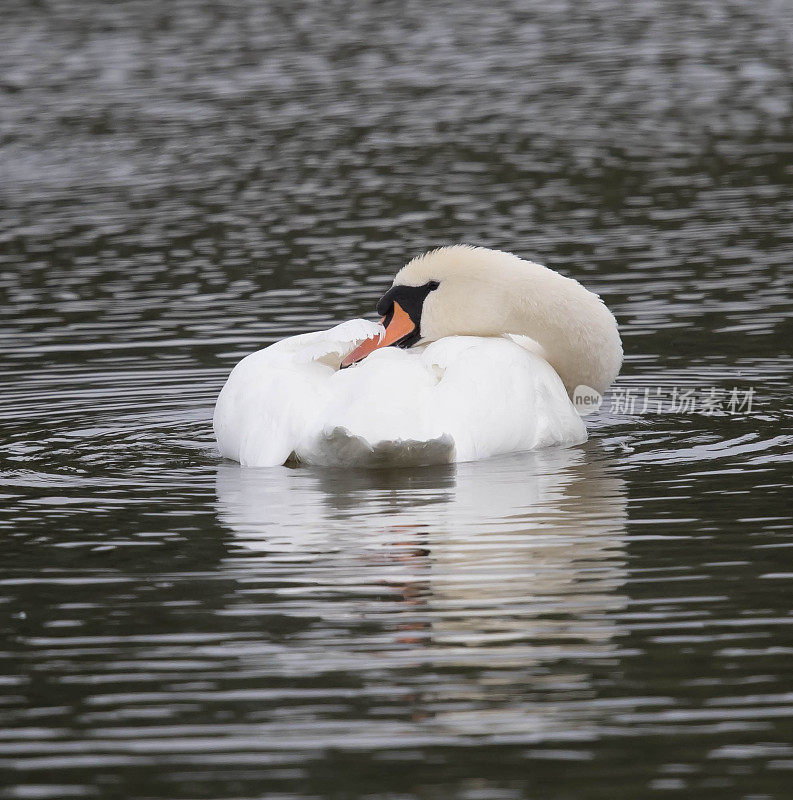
[{"left": 2, "top": 0, "right": 793, "bottom": 798}]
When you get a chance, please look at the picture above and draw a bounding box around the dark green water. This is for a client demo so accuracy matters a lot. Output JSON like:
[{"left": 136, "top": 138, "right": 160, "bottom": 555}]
[{"left": 2, "top": 1, "right": 793, "bottom": 798}]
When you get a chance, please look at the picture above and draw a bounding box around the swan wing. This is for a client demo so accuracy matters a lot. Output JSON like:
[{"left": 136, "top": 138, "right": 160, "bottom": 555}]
[
  {"left": 422, "top": 337, "right": 587, "bottom": 461},
  {"left": 264, "top": 318, "right": 384, "bottom": 366},
  {"left": 213, "top": 320, "right": 383, "bottom": 467},
  {"left": 294, "top": 337, "right": 587, "bottom": 466}
]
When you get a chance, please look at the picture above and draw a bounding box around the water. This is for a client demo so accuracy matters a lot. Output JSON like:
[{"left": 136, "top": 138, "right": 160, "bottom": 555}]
[{"left": 2, "top": 1, "right": 793, "bottom": 797}]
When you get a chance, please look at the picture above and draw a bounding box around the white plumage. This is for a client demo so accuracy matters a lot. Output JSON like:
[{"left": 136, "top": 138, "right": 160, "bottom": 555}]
[{"left": 213, "top": 246, "right": 621, "bottom": 468}]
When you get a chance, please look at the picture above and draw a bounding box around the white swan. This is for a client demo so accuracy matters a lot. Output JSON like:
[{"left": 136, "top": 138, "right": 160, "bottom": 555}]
[{"left": 213, "top": 245, "right": 622, "bottom": 467}]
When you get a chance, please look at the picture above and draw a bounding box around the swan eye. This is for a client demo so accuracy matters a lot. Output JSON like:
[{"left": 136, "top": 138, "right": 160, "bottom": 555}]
[{"left": 376, "top": 280, "right": 440, "bottom": 322}]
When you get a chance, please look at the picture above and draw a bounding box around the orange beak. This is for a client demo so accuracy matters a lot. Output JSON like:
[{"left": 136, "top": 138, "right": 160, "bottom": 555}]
[{"left": 341, "top": 301, "right": 417, "bottom": 368}]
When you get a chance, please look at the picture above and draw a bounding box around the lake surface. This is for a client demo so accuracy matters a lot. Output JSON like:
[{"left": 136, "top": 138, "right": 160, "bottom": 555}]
[{"left": 2, "top": 1, "right": 793, "bottom": 798}]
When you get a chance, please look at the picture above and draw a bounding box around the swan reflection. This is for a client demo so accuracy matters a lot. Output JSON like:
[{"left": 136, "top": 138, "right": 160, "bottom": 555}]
[{"left": 215, "top": 447, "right": 627, "bottom": 738}]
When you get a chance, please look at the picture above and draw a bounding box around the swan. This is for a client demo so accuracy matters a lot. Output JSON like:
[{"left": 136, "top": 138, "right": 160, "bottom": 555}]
[{"left": 213, "top": 245, "right": 622, "bottom": 467}]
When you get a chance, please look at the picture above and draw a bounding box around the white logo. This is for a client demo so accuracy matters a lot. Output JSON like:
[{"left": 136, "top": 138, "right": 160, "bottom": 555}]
[{"left": 572, "top": 384, "right": 603, "bottom": 416}]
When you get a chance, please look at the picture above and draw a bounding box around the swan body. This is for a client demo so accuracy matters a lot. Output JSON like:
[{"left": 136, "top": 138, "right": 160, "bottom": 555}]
[{"left": 214, "top": 246, "right": 622, "bottom": 468}]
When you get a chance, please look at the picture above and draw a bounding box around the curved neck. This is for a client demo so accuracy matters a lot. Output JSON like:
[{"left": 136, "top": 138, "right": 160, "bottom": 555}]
[
  {"left": 501, "top": 267, "right": 622, "bottom": 397},
  {"left": 411, "top": 248, "right": 623, "bottom": 397}
]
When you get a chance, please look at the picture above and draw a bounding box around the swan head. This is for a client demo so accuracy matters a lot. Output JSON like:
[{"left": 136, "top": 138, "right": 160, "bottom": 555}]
[{"left": 342, "top": 245, "right": 622, "bottom": 396}]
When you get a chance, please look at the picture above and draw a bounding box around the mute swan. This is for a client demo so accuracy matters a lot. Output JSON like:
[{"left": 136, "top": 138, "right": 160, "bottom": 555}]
[{"left": 213, "top": 246, "right": 622, "bottom": 467}]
